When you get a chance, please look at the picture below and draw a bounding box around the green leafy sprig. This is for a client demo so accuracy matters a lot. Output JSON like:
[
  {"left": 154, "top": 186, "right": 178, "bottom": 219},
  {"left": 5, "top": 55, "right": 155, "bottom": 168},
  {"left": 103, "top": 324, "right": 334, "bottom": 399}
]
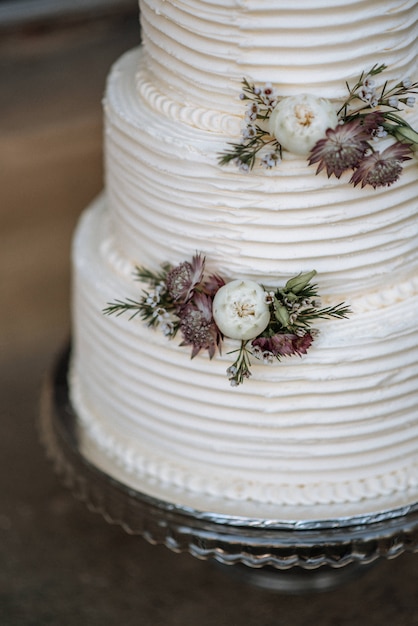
[
  {"left": 218, "top": 78, "right": 282, "bottom": 171},
  {"left": 338, "top": 64, "right": 418, "bottom": 148},
  {"left": 103, "top": 262, "right": 180, "bottom": 334},
  {"left": 225, "top": 271, "right": 351, "bottom": 386},
  {"left": 103, "top": 257, "right": 351, "bottom": 387},
  {"left": 218, "top": 66, "right": 418, "bottom": 179}
]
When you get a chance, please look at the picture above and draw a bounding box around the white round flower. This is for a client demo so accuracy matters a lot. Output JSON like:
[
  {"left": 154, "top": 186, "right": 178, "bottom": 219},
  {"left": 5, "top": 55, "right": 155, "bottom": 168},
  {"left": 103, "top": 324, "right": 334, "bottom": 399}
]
[
  {"left": 212, "top": 280, "right": 270, "bottom": 340},
  {"left": 268, "top": 94, "right": 338, "bottom": 155}
]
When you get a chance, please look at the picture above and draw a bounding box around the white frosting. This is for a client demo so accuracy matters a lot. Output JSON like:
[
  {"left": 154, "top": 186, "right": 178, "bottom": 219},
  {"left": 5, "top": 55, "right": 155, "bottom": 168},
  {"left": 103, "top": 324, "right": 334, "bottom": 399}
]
[
  {"left": 70, "top": 198, "right": 418, "bottom": 519},
  {"left": 69, "top": 1, "right": 418, "bottom": 519},
  {"left": 106, "top": 48, "right": 418, "bottom": 297},
  {"left": 140, "top": 0, "right": 418, "bottom": 106}
]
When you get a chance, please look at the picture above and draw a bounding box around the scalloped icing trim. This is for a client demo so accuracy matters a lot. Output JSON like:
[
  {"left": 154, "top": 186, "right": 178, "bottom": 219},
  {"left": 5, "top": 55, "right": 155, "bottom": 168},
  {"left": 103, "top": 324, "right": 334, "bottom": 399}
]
[
  {"left": 136, "top": 67, "right": 242, "bottom": 136},
  {"left": 134, "top": 54, "right": 418, "bottom": 141},
  {"left": 71, "top": 372, "right": 418, "bottom": 509}
]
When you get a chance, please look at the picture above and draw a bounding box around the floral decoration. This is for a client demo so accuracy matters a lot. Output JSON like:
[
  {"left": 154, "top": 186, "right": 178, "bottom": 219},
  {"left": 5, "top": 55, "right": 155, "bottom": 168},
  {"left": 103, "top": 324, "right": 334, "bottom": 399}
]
[
  {"left": 103, "top": 255, "right": 350, "bottom": 386},
  {"left": 219, "top": 65, "right": 418, "bottom": 188}
]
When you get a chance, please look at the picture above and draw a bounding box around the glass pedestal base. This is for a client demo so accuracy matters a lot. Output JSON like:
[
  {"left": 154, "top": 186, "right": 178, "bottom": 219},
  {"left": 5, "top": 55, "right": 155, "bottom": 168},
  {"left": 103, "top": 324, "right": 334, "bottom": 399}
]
[{"left": 40, "top": 346, "right": 418, "bottom": 593}]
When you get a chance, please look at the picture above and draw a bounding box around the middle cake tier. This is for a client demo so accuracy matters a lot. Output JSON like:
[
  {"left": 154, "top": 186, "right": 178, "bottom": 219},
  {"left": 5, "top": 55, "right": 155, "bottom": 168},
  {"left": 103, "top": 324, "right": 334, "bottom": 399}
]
[{"left": 104, "top": 48, "right": 418, "bottom": 297}]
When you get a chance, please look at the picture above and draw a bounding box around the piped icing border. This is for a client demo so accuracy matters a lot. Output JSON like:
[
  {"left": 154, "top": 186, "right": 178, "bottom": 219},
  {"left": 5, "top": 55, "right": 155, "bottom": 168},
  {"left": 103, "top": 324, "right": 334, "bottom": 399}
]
[
  {"left": 136, "top": 68, "right": 241, "bottom": 136},
  {"left": 71, "top": 371, "right": 418, "bottom": 509},
  {"left": 135, "top": 55, "right": 418, "bottom": 181}
]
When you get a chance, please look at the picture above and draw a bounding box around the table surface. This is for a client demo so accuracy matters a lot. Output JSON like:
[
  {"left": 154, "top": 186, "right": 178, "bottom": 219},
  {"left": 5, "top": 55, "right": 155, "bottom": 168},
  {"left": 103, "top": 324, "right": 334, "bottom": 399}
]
[{"left": 1, "top": 11, "right": 417, "bottom": 626}]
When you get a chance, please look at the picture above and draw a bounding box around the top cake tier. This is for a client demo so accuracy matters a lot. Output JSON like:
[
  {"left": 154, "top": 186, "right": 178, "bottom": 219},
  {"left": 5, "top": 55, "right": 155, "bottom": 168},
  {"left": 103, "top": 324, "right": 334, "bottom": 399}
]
[{"left": 140, "top": 0, "right": 418, "bottom": 111}]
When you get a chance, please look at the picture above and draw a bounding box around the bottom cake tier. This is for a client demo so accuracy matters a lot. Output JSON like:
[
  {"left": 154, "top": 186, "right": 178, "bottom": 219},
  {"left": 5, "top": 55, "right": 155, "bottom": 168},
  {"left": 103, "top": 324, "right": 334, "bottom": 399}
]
[{"left": 69, "top": 194, "right": 418, "bottom": 521}]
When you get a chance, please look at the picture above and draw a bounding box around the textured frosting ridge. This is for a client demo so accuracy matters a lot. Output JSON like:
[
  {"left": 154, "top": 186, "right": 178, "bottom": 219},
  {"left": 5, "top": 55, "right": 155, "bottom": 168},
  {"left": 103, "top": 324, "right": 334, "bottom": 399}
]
[
  {"left": 136, "top": 70, "right": 241, "bottom": 135},
  {"left": 70, "top": 199, "right": 418, "bottom": 516},
  {"left": 140, "top": 0, "right": 418, "bottom": 108},
  {"left": 70, "top": 1, "right": 418, "bottom": 517},
  {"left": 100, "top": 217, "right": 418, "bottom": 316},
  {"left": 106, "top": 48, "right": 418, "bottom": 296},
  {"left": 74, "top": 370, "right": 418, "bottom": 510}
]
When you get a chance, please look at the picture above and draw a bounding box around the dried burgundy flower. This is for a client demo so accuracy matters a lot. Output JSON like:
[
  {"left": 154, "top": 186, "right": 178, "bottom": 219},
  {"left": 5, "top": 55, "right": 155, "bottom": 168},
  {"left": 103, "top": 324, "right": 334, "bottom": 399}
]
[
  {"left": 179, "top": 293, "right": 221, "bottom": 359},
  {"left": 349, "top": 142, "right": 412, "bottom": 189},
  {"left": 252, "top": 332, "right": 313, "bottom": 359},
  {"left": 360, "top": 111, "right": 386, "bottom": 134},
  {"left": 202, "top": 273, "right": 226, "bottom": 297},
  {"left": 309, "top": 119, "right": 371, "bottom": 178},
  {"left": 166, "top": 254, "right": 205, "bottom": 303},
  {"left": 291, "top": 332, "right": 314, "bottom": 356}
]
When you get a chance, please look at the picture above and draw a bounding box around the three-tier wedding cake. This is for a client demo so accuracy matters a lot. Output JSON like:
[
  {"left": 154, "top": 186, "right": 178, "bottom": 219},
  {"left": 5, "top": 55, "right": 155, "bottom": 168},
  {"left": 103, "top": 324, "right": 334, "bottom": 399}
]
[{"left": 69, "top": 0, "right": 418, "bottom": 521}]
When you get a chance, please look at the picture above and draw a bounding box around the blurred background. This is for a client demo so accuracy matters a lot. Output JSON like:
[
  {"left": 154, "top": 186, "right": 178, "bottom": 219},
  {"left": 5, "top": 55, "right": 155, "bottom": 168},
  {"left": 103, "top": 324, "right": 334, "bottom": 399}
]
[{"left": 0, "top": 1, "right": 417, "bottom": 624}]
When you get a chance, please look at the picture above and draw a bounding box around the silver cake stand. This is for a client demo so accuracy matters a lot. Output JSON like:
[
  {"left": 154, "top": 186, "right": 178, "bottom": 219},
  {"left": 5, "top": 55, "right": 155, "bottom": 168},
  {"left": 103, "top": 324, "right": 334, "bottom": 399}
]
[{"left": 40, "top": 345, "right": 418, "bottom": 594}]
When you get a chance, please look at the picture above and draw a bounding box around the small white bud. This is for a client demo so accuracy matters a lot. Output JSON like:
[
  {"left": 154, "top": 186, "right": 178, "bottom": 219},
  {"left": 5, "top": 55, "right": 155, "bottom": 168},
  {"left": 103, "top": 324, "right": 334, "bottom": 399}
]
[
  {"left": 268, "top": 94, "right": 338, "bottom": 155},
  {"left": 213, "top": 280, "right": 270, "bottom": 340}
]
